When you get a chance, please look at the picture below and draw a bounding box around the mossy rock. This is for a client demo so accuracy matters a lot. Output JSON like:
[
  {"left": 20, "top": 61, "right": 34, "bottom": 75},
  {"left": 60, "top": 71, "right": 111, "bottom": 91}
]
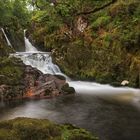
[
  {"left": 0, "top": 117, "right": 98, "bottom": 140},
  {"left": 61, "top": 83, "right": 75, "bottom": 94},
  {"left": 0, "top": 57, "right": 24, "bottom": 85},
  {"left": 44, "top": 89, "right": 51, "bottom": 96}
]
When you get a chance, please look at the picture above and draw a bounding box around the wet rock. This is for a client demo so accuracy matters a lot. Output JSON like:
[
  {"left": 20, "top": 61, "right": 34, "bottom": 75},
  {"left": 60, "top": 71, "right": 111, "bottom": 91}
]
[
  {"left": 0, "top": 58, "right": 74, "bottom": 100},
  {"left": 32, "top": 74, "right": 74, "bottom": 98},
  {"left": 0, "top": 57, "right": 75, "bottom": 101},
  {"left": 76, "top": 16, "right": 88, "bottom": 33},
  {"left": 0, "top": 30, "right": 75, "bottom": 101},
  {"left": 61, "top": 83, "right": 75, "bottom": 94},
  {"left": 121, "top": 80, "right": 129, "bottom": 86},
  {"left": 54, "top": 74, "right": 66, "bottom": 80}
]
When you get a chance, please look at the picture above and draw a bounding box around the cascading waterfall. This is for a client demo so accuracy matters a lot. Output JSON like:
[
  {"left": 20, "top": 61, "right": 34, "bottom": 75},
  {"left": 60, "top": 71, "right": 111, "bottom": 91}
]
[
  {"left": 1, "top": 28, "right": 12, "bottom": 47},
  {"left": 12, "top": 30, "right": 140, "bottom": 103},
  {"left": 13, "top": 30, "right": 69, "bottom": 78},
  {"left": 15, "top": 52, "right": 62, "bottom": 75},
  {"left": 24, "top": 30, "right": 37, "bottom": 52}
]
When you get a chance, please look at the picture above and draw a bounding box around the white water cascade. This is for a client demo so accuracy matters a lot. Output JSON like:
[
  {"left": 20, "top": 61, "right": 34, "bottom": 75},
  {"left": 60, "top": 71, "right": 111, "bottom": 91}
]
[
  {"left": 12, "top": 31, "right": 140, "bottom": 104},
  {"left": 24, "top": 30, "right": 37, "bottom": 52},
  {"left": 1, "top": 28, "right": 12, "bottom": 47},
  {"left": 13, "top": 30, "right": 68, "bottom": 78}
]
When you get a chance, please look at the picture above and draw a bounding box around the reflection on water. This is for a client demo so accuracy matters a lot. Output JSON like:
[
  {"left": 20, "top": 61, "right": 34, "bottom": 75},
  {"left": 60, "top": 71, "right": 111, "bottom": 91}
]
[{"left": 0, "top": 94, "right": 140, "bottom": 140}]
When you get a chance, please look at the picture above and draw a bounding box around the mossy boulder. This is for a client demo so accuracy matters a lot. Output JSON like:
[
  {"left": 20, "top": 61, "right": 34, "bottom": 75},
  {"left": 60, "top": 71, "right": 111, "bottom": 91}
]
[
  {"left": 0, "top": 117, "right": 98, "bottom": 140},
  {"left": 61, "top": 83, "right": 75, "bottom": 95},
  {"left": 0, "top": 57, "right": 26, "bottom": 100},
  {"left": 0, "top": 57, "right": 24, "bottom": 85}
]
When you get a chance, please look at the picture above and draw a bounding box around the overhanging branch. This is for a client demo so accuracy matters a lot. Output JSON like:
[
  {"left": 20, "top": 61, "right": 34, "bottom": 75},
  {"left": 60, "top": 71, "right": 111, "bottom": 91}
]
[{"left": 76, "top": 0, "right": 117, "bottom": 16}]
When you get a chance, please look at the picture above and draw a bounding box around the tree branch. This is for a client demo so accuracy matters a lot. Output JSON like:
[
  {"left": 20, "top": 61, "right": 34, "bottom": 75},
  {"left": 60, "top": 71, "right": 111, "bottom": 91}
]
[{"left": 76, "top": 0, "right": 117, "bottom": 16}]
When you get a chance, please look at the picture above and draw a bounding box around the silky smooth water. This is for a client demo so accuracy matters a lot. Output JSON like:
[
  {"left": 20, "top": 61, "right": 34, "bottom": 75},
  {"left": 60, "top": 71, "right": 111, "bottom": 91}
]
[{"left": 0, "top": 95, "right": 140, "bottom": 140}]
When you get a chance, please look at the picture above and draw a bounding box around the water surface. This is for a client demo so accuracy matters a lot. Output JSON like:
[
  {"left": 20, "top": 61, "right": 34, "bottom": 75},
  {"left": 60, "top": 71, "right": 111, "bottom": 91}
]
[{"left": 0, "top": 94, "right": 140, "bottom": 140}]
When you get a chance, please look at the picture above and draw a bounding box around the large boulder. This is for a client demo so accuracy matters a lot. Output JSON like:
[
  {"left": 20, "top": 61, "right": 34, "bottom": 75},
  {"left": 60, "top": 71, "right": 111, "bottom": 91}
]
[{"left": 0, "top": 57, "right": 75, "bottom": 101}]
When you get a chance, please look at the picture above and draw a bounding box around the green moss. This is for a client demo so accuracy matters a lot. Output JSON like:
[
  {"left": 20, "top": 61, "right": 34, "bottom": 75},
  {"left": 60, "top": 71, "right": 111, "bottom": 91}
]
[
  {"left": 61, "top": 83, "right": 75, "bottom": 94},
  {"left": 0, "top": 57, "right": 24, "bottom": 85},
  {"left": 44, "top": 89, "right": 51, "bottom": 96},
  {"left": 0, "top": 118, "right": 98, "bottom": 140},
  {"left": 91, "top": 16, "right": 111, "bottom": 29}
]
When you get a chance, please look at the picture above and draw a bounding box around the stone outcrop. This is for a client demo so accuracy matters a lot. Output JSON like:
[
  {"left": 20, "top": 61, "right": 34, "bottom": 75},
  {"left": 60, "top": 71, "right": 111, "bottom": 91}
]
[
  {"left": 0, "top": 27, "right": 75, "bottom": 101},
  {"left": 0, "top": 57, "right": 75, "bottom": 101},
  {"left": 23, "top": 65, "right": 75, "bottom": 99}
]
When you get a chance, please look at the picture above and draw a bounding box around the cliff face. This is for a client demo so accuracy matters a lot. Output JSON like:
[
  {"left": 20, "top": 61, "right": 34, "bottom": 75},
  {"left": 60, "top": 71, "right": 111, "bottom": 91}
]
[{"left": 29, "top": 0, "right": 140, "bottom": 87}]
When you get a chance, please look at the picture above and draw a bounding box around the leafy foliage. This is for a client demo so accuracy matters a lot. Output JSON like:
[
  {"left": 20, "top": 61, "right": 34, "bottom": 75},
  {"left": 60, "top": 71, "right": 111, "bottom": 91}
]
[
  {"left": 0, "top": 0, "right": 31, "bottom": 28},
  {"left": 0, "top": 0, "right": 140, "bottom": 87},
  {"left": 29, "top": 0, "right": 140, "bottom": 87}
]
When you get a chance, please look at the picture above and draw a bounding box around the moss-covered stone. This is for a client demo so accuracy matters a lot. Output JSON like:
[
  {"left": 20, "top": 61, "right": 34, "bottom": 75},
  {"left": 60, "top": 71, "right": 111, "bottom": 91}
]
[
  {"left": 0, "top": 117, "right": 98, "bottom": 140},
  {"left": 0, "top": 57, "right": 24, "bottom": 85},
  {"left": 61, "top": 83, "right": 75, "bottom": 95}
]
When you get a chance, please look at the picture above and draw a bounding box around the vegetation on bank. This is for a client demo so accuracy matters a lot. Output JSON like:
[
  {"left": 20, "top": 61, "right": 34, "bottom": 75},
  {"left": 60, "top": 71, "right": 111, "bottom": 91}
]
[
  {"left": 27, "top": 0, "right": 140, "bottom": 87},
  {"left": 0, "top": 117, "right": 98, "bottom": 140},
  {"left": 0, "top": 1, "right": 140, "bottom": 88},
  {"left": 0, "top": 0, "right": 31, "bottom": 51}
]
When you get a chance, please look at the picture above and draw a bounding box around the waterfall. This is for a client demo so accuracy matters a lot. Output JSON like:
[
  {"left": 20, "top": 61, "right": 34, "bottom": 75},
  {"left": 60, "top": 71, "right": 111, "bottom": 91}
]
[
  {"left": 16, "top": 52, "right": 69, "bottom": 78},
  {"left": 12, "top": 30, "right": 69, "bottom": 78},
  {"left": 24, "top": 30, "right": 37, "bottom": 52},
  {"left": 1, "top": 28, "right": 12, "bottom": 47},
  {"left": 16, "top": 52, "right": 62, "bottom": 75},
  {"left": 11, "top": 32, "right": 140, "bottom": 103}
]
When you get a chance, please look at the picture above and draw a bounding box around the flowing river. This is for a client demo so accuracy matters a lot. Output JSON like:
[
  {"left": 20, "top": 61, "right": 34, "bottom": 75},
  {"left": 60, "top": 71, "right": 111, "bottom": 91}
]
[{"left": 0, "top": 31, "right": 140, "bottom": 140}]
